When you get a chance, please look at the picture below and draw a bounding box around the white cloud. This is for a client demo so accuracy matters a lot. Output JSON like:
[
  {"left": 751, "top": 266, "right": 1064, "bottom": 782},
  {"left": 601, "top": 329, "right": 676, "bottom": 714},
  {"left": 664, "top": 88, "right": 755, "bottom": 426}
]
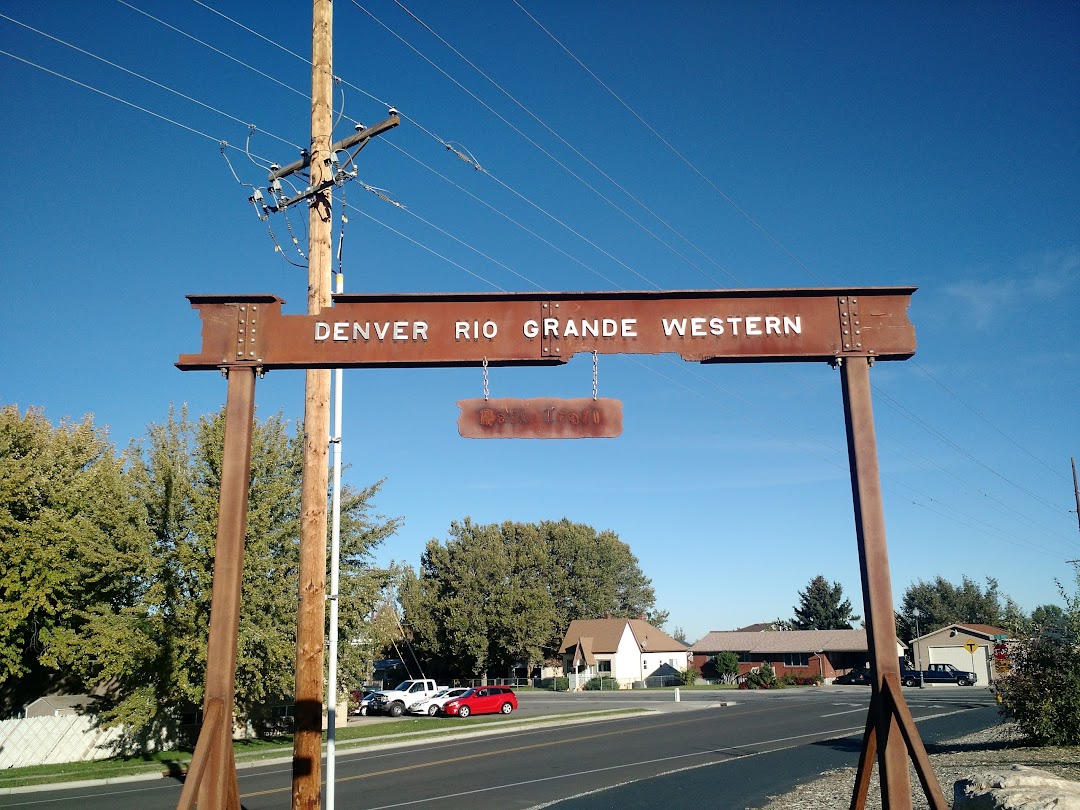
[{"left": 942, "top": 249, "right": 1078, "bottom": 330}]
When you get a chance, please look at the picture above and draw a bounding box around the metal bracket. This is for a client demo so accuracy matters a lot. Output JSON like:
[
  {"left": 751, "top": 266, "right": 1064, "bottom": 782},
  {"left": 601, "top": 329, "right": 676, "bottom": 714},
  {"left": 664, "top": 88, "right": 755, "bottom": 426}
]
[
  {"left": 838, "top": 295, "right": 863, "bottom": 353},
  {"left": 234, "top": 303, "right": 263, "bottom": 362},
  {"left": 540, "top": 301, "right": 561, "bottom": 359}
]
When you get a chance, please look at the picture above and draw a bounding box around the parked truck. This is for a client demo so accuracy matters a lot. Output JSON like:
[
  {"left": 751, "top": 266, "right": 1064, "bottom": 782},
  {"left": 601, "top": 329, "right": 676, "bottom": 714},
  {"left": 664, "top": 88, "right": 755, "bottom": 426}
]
[
  {"left": 900, "top": 662, "right": 977, "bottom": 687},
  {"left": 369, "top": 678, "right": 445, "bottom": 717}
]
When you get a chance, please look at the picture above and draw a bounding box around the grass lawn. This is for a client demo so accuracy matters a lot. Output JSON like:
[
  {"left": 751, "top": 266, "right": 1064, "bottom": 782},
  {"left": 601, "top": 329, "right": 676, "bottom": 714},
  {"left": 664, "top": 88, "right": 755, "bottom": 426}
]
[{"left": 0, "top": 708, "right": 644, "bottom": 789}]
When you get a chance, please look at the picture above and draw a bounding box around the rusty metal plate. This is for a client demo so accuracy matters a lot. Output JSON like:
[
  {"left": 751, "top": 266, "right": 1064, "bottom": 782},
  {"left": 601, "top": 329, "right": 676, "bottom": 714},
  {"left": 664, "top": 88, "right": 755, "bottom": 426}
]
[
  {"left": 177, "top": 288, "right": 916, "bottom": 371},
  {"left": 457, "top": 398, "right": 623, "bottom": 439}
]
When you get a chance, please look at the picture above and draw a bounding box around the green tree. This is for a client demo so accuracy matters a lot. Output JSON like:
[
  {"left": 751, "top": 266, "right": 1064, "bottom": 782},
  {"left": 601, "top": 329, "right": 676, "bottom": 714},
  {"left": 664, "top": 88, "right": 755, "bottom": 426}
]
[
  {"left": 400, "top": 519, "right": 558, "bottom": 680},
  {"left": 1030, "top": 603, "right": 1065, "bottom": 633},
  {"left": 400, "top": 518, "right": 665, "bottom": 680},
  {"left": 0, "top": 405, "right": 145, "bottom": 714},
  {"left": 791, "top": 575, "right": 859, "bottom": 630},
  {"left": 997, "top": 566, "right": 1080, "bottom": 745},
  {"left": 48, "top": 406, "right": 399, "bottom": 738},
  {"left": 712, "top": 651, "right": 739, "bottom": 684}
]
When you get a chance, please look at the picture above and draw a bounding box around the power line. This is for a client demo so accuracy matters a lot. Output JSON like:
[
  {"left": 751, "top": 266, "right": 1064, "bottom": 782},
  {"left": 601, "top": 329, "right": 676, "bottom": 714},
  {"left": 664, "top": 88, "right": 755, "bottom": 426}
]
[
  {"left": 511, "top": 0, "right": 827, "bottom": 285},
  {"left": 1, "top": 13, "right": 302, "bottom": 153},
  {"left": 5, "top": 10, "right": 1069, "bottom": 572},
  {"left": 348, "top": 0, "right": 692, "bottom": 290},
  {"left": 387, "top": 0, "right": 737, "bottom": 288},
  {"left": 912, "top": 359, "right": 1069, "bottom": 482}
]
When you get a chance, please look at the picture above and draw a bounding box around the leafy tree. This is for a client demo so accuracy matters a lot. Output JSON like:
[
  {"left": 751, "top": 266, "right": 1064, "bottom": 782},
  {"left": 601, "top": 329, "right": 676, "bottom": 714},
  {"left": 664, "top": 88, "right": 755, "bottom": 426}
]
[
  {"left": 791, "top": 575, "right": 860, "bottom": 630},
  {"left": 1030, "top": 603, "right": 1065, "bottom": 633},
  {"left": 399, "top": 518, "right": 666, "bottom": 680},
  {"left": 897, "top": 575, "right": 1012, "bottom": 644},
  {"left": 400, "top": 519, "right": 558, "bottom": 680},
  {"left": 48, "top": 406, "right": 399, "bottom": 738},
  {"left": 671, "top": 626, "right": 689, "bottom": 645},
  {"left": 712, "top": 651, "right": 739, "bottom": 684},
  {"left": 997, "top": 567, "right": 1080, "bottom": 745},
  {"left": 0, "top": 406, "right": 146, "bottom": 714}
]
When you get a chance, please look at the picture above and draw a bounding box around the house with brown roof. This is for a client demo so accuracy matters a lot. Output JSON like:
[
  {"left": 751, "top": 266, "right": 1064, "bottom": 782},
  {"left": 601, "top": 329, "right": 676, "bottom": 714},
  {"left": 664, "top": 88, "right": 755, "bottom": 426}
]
[
  {"left": 690, "top": 629, "right": 902, "bottom": 682},
  {"left": 908, "top": 623, "right": 1010, "bottom": 686},
  {"left": 559, "top": 618, "right": 688, "bottom": 689}
]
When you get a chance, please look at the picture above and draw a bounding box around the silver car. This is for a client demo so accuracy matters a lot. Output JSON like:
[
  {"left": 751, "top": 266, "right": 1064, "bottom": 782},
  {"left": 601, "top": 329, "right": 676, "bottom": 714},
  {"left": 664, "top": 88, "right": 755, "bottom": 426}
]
[{"left": 408, "top": 687, "right": 470, "bottom": 716}]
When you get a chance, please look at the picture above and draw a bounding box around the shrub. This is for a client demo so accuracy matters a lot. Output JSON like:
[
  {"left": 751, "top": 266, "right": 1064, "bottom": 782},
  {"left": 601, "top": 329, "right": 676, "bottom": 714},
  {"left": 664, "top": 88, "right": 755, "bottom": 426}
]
[
  {"left": 744, "top": 661, "right": 779, "bottom": 689},
  {"left": 680, "top": 665, "right": 700, "bottom": 686},
  {"left": 712, "top": 651, "right": 740, "bottom": 684},
  {"left": 549, "top": 677, "right": 569, "bottom": 692},
  {"left": 997, "top": 570, "right": 1080, "bottom": 745},
  {"left": 583, "top": 675, "right": 620, "bottom": 691}
]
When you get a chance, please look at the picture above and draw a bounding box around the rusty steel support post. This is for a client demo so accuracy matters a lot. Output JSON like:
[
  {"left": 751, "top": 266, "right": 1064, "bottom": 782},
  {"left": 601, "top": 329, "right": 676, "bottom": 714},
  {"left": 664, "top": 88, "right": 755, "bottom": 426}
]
[
  {"left": 840, "top": 356, "right": 912, "bottom": 810},
  {"left": 176, "top": 365, "right": 256, "bottom": 810}
]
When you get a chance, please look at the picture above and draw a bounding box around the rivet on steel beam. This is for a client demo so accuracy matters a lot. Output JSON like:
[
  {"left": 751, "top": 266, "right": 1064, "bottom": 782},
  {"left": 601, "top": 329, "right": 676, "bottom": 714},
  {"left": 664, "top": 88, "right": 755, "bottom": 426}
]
[
  {"left": 840, "top": 298, "right": 846, "bottom": 304},
  {"left": 852, "top": 298, "right": 858, "bottom": 303},
  {"left": 240, "top": 306, "right": 246, "bottom": 312}
]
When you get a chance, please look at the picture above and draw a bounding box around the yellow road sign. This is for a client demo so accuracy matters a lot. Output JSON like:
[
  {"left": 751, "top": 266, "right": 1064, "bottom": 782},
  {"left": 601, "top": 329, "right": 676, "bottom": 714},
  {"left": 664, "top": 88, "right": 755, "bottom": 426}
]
[{"left": 964, "top": 641, "right": 979, "bottom": 654}]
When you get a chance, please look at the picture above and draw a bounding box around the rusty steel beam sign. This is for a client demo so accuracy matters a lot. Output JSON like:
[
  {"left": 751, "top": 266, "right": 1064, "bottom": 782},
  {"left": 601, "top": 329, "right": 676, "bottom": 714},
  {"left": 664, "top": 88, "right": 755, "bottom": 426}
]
[
  {"left": 178, "top": 285, "right": 947, "bottom": 810},
  {"left": 176, "top": 287, "right": 916, "bottom": 370}
]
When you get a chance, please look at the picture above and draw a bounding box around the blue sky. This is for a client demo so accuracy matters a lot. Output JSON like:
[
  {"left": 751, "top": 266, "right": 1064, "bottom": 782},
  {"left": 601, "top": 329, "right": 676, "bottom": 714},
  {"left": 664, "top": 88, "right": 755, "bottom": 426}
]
[{"left": 2, "top": 1, "right": 1077, "bottom": 644}]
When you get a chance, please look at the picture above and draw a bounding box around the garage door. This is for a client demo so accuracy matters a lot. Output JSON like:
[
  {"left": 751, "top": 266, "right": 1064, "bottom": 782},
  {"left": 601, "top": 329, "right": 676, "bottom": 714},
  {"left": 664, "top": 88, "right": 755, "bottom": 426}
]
[{"left": 929, "top": 645, "right": 991, "bottom": 685}]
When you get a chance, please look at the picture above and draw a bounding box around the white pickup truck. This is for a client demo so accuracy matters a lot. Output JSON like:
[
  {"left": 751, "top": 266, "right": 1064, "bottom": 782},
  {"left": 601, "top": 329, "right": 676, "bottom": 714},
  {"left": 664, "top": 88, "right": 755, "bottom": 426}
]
[{"left": 369, "top": 679, "right": 445, "bottom": 717}]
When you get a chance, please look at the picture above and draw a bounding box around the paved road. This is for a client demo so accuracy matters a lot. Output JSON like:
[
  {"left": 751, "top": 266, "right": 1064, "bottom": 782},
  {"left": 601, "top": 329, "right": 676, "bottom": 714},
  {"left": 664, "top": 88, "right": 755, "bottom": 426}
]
[{"left": 0, "top": 685, "right": 998, "bottom": 809}]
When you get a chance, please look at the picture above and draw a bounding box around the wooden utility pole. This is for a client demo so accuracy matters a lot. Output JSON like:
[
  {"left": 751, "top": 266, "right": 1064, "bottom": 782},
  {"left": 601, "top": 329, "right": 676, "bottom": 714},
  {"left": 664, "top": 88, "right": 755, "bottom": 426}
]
[
  {"left": 293, "top": 1, "right": 334, "bottom": 808},
  {"left": 1071, "top": 457, "right": 1079, "bottom": 533}
]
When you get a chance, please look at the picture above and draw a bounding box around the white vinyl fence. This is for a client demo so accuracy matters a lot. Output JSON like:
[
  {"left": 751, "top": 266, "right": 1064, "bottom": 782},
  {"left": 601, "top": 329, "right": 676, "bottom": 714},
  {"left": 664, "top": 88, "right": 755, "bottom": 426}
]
[{"left": 0, "top": 715, "right": 125, "bottom": 769}]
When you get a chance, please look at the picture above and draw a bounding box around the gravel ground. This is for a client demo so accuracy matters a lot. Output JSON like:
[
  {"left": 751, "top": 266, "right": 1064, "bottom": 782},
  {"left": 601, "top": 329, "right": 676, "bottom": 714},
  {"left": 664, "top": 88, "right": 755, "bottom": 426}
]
[{"left": 755, "top": 722, "right": 1080, "bottom": 809}]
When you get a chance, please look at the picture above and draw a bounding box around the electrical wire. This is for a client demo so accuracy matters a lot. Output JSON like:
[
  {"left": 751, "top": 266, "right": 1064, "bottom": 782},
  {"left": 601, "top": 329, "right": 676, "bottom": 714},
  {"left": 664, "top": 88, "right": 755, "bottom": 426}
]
[
  {"left": 0, "top": 12, "right": 302, "bottom": 152},
  {"left": 4, "top": 10, "right": 1067, "bottom": 568},
  {"left": 511, "top": 0, "right": 827, "bottom": 285},
  {"left": 350, "top": 0, "right": 694, "bottom": 290},
  {"left": 387, "top": 0, "right": 736, "bottom": 288},
  {"left": 912, "top": 359, "right": 1068, "bottom": 482}
]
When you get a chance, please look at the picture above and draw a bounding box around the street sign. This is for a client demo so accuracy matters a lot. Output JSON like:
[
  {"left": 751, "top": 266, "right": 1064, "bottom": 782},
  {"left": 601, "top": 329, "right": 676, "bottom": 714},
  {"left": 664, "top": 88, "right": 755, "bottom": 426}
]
[{"left": 964, "top": 640, "right": 979, "bottom": 654}]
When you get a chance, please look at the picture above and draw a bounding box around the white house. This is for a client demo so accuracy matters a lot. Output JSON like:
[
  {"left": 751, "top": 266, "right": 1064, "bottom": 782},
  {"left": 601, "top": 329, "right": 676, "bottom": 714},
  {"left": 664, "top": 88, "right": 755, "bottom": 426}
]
[{"left": 559, "top": 618, "right": 688, "bottom": 689}]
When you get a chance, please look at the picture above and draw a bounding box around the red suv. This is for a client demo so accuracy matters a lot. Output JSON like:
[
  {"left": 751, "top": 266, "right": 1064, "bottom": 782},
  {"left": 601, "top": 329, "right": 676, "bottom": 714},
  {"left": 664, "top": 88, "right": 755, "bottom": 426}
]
[{"left": 442, "top": 686, "right": 517, "bottom": 718}]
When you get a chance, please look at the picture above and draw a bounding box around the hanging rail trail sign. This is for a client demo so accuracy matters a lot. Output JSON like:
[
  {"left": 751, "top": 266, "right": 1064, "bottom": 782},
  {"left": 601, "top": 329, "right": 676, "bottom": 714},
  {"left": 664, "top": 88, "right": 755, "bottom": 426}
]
[
  {"left": 178, "top": 285, "right": 949, "bottom": 810},
  {"left": 456, "top": 397, "right": 624, "bottom": 439},
  {"left": 176, "top": 287, "right": 916, "bottom": 371}
]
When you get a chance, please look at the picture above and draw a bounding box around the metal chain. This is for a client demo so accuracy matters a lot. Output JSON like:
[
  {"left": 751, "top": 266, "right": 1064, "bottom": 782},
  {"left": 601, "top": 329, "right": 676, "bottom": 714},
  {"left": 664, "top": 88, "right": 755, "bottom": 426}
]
[
  {"left": 592, "top": 352, "right": 598, "bottom": 400},
  {"left": 482, "top": 357, "right": 489, "bottom": 400}
]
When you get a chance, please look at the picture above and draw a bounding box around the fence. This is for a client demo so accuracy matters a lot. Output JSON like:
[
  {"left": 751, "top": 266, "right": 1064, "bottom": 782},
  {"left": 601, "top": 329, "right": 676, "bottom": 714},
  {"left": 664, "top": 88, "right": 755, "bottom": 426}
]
[
  {"left": 561, "top": 673, "right": 688, "bottom": 691},
  {"left": 0, "top": 715, "right": 126, "bottom": 770},
  {"left": 457, "top": 677, "right": 533, "bottom": 689}
]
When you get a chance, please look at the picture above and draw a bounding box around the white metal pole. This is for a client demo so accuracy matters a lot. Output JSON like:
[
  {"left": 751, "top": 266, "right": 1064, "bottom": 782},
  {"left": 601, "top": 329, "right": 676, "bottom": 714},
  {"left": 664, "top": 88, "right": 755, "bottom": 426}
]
[{"left": 326, "top": 269, "right": 345, "bottom": 809}]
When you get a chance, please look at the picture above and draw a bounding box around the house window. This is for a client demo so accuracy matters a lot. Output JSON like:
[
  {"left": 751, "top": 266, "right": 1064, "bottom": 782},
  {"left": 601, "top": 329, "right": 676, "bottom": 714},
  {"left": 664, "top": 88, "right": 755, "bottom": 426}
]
[
  {"left": 598, "top": 660, "right": 612, "bottom": 673},
  {"left": 737, "top": 652, "right": 752, "bottom": 663},
  {"left": 783, "top": 653, "right": 809, "bottom": 667}
]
